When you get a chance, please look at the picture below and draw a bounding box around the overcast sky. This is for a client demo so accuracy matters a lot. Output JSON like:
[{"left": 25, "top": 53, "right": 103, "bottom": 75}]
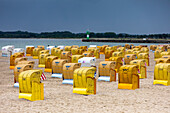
[{"left": 0, "top": 0, "right": 170, "bottom": 34}]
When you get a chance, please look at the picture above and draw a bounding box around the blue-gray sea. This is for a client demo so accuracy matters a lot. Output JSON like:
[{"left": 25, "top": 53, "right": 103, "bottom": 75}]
[{"left": 0, "top": 38, "right": 166, "bottom": 49}]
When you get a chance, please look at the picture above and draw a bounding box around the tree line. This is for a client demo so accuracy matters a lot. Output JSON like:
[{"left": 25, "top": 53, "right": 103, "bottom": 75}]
[{"left": 0, "top": 31, "right": 169, "bottom": 39}]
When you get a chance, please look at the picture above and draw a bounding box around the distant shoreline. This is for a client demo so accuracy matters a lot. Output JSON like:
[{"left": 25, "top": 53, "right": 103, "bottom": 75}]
[
  {"left": 0, "top": 37, "right": 169, "bottom": 40},
  {"left": 0, "top": 38, "right": 82, "bottom": 39},
  {"left": 82, "top": 38, "right": 170, "bottom": 43}
]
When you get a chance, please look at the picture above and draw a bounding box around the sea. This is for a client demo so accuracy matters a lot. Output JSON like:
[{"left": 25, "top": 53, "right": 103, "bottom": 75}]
[{"left": 0, "top": 38, "right": 167, "bottom": 49}]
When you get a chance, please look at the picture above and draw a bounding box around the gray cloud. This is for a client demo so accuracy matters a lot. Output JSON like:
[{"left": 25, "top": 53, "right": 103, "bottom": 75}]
[{"left": 0, "top": 0, "right": 170, "bottom": 34}]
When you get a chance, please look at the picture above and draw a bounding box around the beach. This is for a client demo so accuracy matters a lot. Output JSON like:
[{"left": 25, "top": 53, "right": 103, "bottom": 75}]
[{"left": 0, "top": 50, "right": 170, "bottom": 113}]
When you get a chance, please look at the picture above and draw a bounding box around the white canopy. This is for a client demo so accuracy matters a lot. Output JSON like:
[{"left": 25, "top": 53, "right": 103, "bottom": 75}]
[{"left": 78, "top": 57, "right": 96, "bottom": 67}]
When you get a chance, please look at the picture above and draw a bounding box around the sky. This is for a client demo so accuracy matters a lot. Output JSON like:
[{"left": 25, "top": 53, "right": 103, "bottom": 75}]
[{"left": 0, "top": 0, "right": 170, "bottom": 34}]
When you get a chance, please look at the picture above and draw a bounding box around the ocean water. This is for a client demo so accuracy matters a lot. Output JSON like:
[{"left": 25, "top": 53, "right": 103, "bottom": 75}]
[{"left": 0, "top": 38, "right": 166, "bottom": 49}]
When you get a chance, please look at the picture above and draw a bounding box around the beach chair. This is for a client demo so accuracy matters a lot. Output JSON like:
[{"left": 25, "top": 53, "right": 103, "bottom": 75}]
[
  {"left": 65, "top": 46, "right": 72, "bottom": 51},
  {"left": 39, "top": 50, "right": 49, "bottom": 55},
  {"left": 154, "top": 63, "right": 170, "bottom": 86},
  {"left": 130, "top": 59, "right": 147, "bottom": 79},
  {"left": 73, "top": 67, "right": 96, "bottom": 95},
  {"left": 155, "top": 58, "right": 170, "bottom": 64},
  {"left": 14, "top": 64, "right": 34, "bottom": 87},
  {"left": 98, "top": 61, "right": 116, "bottom": 82},
  {"left": 51, "top": 59, "right": 68, "bottom": 78},
  {"left": 105, "top": 50, "right": 114, "bottom": 61},
  {"left": 44, "top": 56, "right": 58, "bottom": 72},
  {"left": 137, "top": 53, "right": 149, "bottom": 66},
  {"left": 1, "top": 45, "right": 14, "bottom": 57},
  {"left": 37, "top": 45, "right": 45, "bottom": 50},
  {"left": 10, "top": 52, "right": 24, "bottom": 69},
  {"left": 125, "top": 49, "right": 134, "bottom": 54},
  {"left": 118, "top": 65, "right": 139, "bottom": 90},
  {"left": 61, "top": 51, "right": 71, "bottom": 63},
  {"left": 26, "top": 45, "right": 34, "bottom": 56},
  {"left": 71, "top": 55, "right": 83, "bottom": 63},
  {"left": 14, "top": 57, "right": 28, "bottom": 66},
  {"left": 18, "top": 70, "right": 44, "bottom": 101},
  {"left": 38, "top": 54, "right": 50, "bottom": 67},
  {"left": 32, "top": 48, "right": 43, "bottom": 59},
  {"left": 124, "top": 54, "right": 137, "bottom": 65},
  {"left": 62, "top": 63, "right": 81, "bottom": 85},
  {"left": 109, "top": 57, "right": 123, "bottom": 72}
]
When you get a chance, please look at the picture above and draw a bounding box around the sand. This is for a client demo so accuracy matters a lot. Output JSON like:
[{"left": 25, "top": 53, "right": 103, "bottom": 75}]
[{"left": 0, "top": 51, "right": 170, "bottom": 113}]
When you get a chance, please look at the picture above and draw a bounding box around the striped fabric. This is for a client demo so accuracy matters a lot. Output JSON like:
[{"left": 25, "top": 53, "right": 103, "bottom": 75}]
[{"left": 41, "top": 72, "right": 46, "bottom": 80}]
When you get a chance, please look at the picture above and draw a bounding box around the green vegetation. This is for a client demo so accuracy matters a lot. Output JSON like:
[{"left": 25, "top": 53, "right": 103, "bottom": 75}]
[{"left": 0, "top": 31, "right": 169, "bottom": 39}]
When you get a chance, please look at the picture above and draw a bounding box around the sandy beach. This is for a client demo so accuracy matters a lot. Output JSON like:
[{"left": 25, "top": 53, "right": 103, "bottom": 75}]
[{"left": 0, "top": 51, "right": 169, "bottom": 113}]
